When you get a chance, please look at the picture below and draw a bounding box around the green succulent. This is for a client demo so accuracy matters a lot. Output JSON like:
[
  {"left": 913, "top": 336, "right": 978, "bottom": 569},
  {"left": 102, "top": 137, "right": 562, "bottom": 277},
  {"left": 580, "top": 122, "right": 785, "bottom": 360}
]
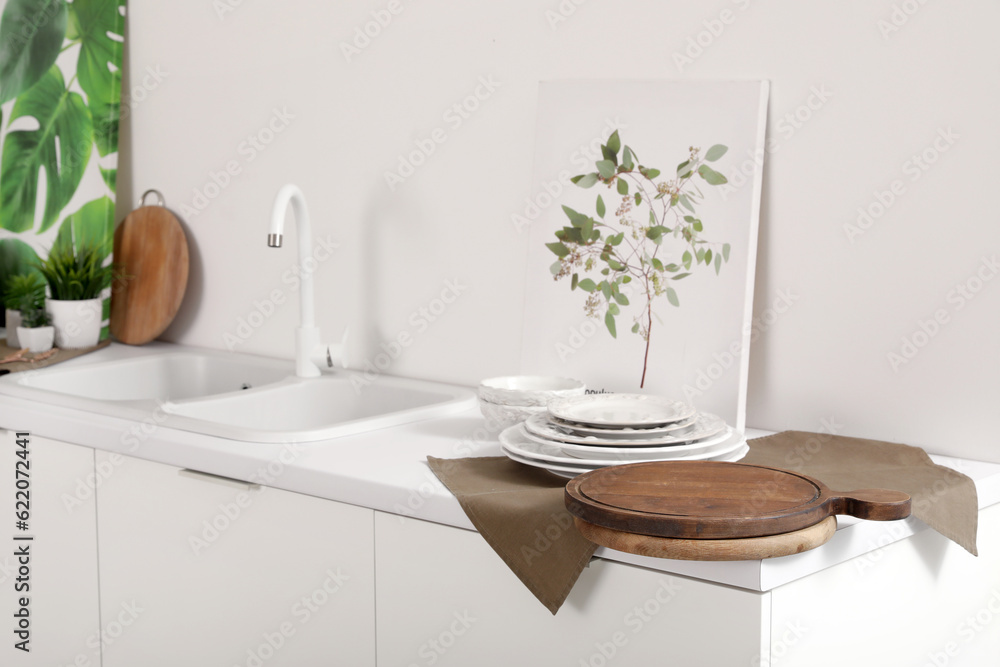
[
  {"left": 36, "top": 244, "right": 116, "bottom": 301},
  {"left": 18, "top": 302, "right": 51, "bottom": 329},
  {"left": 2, "top": 273, "right": 45, "bottom": 310}
]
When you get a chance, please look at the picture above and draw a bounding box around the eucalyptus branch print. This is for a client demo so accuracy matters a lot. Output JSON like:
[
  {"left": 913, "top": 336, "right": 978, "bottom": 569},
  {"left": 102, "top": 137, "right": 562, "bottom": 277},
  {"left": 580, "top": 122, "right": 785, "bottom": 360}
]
[{"left": 546, "top": 130, "right": 732, "bottom": 388}]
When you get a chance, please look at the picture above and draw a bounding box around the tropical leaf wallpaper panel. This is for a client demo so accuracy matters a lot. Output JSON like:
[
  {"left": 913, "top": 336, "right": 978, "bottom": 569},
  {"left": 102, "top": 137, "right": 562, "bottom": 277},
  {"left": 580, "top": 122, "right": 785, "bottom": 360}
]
[{"left": 0, "top": 0, "right": 125, "bottom": 328}]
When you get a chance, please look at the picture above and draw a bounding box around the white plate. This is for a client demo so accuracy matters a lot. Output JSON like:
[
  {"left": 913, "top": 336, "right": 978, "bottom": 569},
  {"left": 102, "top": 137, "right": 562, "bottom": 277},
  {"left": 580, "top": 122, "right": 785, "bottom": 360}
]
[
  {"left": 523, "top": 412, "right": 727, "bottom": 447},
  {"left": 501, "top": 436, "right": 750, "bottom": 478},
  {"left": 501, "top": 423, "right": 747, "bottom": 466},
  {"left": 500, "top": 425, "right": 605, "bottom": 467},
  {"left": 547, "top": 394, "right": 695, "bottom": 428},
  {"left": 559, "top": 430, "right": 745, "bottom": 461},
  {"left": 549, "top": 414, "right": 698, "bottom": 437},
  {"left": 532, "top": 424, "right": 738, "bottom": 458},
  {"left": 547, "top": 445, "right": 750, "bottom": 478},
  {"left": 502, "top": 449, "right": 592, "bottom": 477}
]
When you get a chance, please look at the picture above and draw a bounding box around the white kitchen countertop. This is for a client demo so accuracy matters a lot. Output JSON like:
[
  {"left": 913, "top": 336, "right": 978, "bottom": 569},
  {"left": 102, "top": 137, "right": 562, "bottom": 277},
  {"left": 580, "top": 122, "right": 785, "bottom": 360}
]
[{"left": 1, "top": 340, "right": 998, "bottom": 593}]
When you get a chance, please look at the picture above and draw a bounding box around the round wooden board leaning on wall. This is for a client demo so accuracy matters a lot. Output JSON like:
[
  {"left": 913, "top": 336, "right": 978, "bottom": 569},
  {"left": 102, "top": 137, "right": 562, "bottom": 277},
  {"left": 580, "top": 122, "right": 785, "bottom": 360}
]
[{"left": 110, "top": 194, "right": 189, "bottom": 345}]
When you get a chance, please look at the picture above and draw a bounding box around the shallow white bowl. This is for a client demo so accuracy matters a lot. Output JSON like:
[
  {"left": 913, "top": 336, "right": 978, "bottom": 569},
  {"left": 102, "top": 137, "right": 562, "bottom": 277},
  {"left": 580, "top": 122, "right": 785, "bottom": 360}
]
[
  {"left": 478, "top": 399, "right": 549, "bottom": 428},
  {"left": 478, "top": 375, "right": 586, "bottom": 407}
]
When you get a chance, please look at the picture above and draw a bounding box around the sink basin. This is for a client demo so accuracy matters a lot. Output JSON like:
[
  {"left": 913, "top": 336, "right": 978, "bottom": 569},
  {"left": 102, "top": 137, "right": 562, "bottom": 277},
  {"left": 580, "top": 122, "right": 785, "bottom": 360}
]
[
  {"left": 163, "top": 374, "right": 473, "bottom": 442},
  {"left": 16, "top": 350, "right": 290, "bottom": 401},
  {"left": 0, "top": 344, "right": 476, "bottom": 443}
]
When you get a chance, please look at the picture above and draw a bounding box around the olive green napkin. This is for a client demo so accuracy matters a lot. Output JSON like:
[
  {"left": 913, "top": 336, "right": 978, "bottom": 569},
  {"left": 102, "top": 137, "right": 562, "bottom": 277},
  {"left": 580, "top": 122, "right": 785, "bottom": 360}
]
[
  {"left": 427, "top": 455, "right": 596, "bottom": 615},
  {"left": 427, "top": 431, "right": 980, "bottom": 614},
  {"left": 741, "top": 431, "right": 978, "bottom": 555}
]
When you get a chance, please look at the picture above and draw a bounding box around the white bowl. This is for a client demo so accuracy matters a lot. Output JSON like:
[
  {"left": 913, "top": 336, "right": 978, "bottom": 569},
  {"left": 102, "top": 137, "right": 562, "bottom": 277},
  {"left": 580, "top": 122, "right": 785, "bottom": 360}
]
[
  {"left": 478, "top": 375, "right": 586, "bottom": 407},
  {"left": 478, "top": 399, "right": 548, "bottom": 429}
]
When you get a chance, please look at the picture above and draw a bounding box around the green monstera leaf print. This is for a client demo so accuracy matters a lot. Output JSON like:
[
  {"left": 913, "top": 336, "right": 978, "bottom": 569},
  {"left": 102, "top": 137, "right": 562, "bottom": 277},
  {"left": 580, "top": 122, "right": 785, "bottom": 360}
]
[
  {"left": 0, "top": 0, "right": 68, "bottom": 105},
  {"left": 51, "top": 196, "right": 116, "bottom": 260},
  {"left": 70, "top": 0, "right": 126, "bottom": 157},
  {"left": 0, "top": 65, "right": 93, "bottom": 233}
]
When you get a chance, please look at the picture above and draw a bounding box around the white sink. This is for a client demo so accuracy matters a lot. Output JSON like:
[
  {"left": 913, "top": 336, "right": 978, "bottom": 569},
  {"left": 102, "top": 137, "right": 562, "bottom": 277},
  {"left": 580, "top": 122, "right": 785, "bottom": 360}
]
[
  {"left": 0, "top": 344, "right": 476, "bottom": 443},
  {"left": 163, "top": 374, "right": 472, "bottom": 443},
  {"left": 16, "top": 350, "right": 290, "bottom": 401}
]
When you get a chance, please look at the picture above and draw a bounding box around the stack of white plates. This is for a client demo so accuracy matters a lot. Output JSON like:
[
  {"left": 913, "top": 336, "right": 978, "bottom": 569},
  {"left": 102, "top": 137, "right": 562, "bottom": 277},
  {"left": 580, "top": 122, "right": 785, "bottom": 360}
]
[{"left": 499, "top": 393, "right": 747, "bottom": 478}]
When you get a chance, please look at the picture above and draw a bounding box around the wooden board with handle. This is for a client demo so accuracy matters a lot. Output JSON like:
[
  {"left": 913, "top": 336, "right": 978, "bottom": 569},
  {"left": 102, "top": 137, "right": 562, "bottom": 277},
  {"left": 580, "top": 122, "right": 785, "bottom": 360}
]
[
  {"left": 565, "top": 461, "right": 911, "bottom": 540},
  {"left": 573, "top": 515, "right": 839, "bottom": 561},
  {"left": 110, "top": 190, "right": 189, "bottom": 345}
]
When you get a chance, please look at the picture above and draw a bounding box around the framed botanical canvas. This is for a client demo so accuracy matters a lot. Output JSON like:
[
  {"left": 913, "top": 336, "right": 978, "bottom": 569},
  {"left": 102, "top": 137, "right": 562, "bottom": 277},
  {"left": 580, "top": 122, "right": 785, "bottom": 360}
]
[{"left": 520, "top": 80, "right": 769, "bottom": 431}]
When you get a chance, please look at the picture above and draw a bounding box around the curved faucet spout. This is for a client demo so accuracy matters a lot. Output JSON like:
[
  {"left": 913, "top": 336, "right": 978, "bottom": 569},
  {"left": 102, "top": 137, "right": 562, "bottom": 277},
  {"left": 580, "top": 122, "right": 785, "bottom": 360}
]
[{"left": 269, "top": 184, "right": 320, "bottom": 377}]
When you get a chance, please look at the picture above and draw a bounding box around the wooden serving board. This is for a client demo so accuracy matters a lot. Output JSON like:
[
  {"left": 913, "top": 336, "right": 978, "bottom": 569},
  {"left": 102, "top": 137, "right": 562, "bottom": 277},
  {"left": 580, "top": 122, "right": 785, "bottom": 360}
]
[
  {"left": 110, "top": 193, "right": 189, "bottom": 345},
  {"left": 573, "top": 515, "right": 838, "bottom": 561},
  {"left": 565, "top": 461, "right": 911, "bottom": 540}
]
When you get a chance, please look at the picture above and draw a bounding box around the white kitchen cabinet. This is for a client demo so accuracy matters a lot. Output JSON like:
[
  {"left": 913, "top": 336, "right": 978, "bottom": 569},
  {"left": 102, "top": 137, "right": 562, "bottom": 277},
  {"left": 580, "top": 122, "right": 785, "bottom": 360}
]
[
  {"left": 95, "top": 451, "right": 375, "bottom": 667},
  {"left": 373, "top": 511, "right": 768, "bottom": 667},
  {"left": 2, "top": 423, "right": 994, "bottom": 667},
  {"left": 768, "top": 502, "right": 1000, "bottom": 667},
  {"left": 0, "top": 432, "right": 102, "bottom": 666},
  {"left": 375, "top": 506, "right": 1000, "bottom": 667}
]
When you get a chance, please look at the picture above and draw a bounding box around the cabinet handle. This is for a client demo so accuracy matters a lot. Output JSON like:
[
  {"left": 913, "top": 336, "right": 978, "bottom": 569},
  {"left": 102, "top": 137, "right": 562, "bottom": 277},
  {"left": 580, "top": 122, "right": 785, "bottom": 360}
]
[{"left": 178, "top": 468, "right": 261, "bottom": 491}]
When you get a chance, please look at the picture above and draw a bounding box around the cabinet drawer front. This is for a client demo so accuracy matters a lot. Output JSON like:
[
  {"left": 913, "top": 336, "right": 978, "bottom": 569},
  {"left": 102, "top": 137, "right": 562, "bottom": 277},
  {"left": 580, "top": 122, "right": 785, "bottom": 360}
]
[{"left": 97, "top": 452, "right": 375, "bottom": 667}]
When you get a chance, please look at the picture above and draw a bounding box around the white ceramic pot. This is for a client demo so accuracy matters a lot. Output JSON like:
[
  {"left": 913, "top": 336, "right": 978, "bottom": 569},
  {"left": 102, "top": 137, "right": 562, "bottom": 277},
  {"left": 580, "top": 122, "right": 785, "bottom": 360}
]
[
  {"left": 16, "top": 326, "right": 54, "bottom": 353},
  {"left": 46, "top": 298, "right": 102, "bottom": 349},
  {"left": 5, "top": 309, "right": 22, "bottom": 347}
]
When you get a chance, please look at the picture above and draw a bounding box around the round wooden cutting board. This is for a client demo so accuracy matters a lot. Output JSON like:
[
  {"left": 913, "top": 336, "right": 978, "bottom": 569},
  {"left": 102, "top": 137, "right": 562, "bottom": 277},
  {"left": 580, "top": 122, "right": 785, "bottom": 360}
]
[
  {"left": 565, "top": 461, "right": 911, "bottom": 541},
  {"left": 110, "top": 191, "right": 189, "bottom": 345},
  {"left": 573, "top": 515, "right": 839, "bottom": 561}
]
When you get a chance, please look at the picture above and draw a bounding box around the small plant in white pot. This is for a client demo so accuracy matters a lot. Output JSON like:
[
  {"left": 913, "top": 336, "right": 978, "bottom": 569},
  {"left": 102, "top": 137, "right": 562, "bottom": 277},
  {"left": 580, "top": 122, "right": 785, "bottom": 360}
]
[
  {"left": 3, "top": 273, "right": 46, "bottom": 348},
  {"left": 15, "top": 302, "right": 55, "bottom": 354},
  {"left": 37, "top": 245, "right": 116, "bottom": 349}
]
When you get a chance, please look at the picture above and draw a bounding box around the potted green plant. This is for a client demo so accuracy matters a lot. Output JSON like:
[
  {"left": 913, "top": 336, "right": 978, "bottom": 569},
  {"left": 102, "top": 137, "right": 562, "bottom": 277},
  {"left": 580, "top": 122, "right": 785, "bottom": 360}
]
[
  {"left": 36, "top": 245, "right": 116, "bottom": 349},
  {"left": 15, "top": 300, "right": 55, "bottom": 354},
  {"left": 3, "top": 273, "right": 46, "bottom": 348}
]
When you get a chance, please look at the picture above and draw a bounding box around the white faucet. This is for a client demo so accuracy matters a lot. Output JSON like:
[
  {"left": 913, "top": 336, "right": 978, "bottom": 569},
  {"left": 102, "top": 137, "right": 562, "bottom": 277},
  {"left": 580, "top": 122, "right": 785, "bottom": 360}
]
[{"left": 268, "top": 184, "right": 348, "bottom": 378}]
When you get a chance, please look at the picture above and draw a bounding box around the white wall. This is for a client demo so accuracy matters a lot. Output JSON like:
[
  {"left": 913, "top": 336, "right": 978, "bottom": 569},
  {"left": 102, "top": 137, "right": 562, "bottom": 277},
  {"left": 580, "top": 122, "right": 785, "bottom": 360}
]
[{"left": 119, "top": 0, "right": 1000, "bottom": 462}]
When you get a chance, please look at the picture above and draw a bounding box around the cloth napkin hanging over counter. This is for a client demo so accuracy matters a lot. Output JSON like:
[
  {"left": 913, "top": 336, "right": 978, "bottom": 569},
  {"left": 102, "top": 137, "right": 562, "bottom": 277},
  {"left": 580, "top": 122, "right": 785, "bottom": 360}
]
[
  {"left": 741, "top": 431, "right": 978, "bottom": 556},
  {"left": 428, "top": 431, "right": 979, "bottom": 614},
  {"left": 426, "top": 455, "right": 597, "bottom": 615}
]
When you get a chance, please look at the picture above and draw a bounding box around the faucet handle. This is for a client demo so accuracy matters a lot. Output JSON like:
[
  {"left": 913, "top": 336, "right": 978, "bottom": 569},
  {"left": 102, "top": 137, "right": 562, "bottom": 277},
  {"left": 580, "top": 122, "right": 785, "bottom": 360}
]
[{"left": 311, "top": 327, "right": 350, "bottom": 371}]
